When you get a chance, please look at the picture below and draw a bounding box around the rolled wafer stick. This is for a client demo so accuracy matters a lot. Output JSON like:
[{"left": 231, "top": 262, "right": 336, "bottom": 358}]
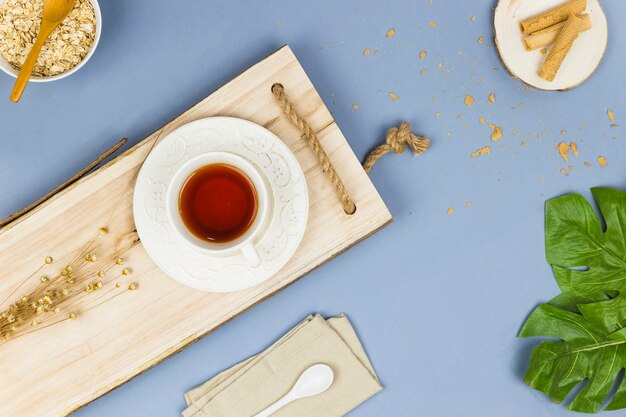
[
  {"left": 538, "top": 14, "right": 584, "bottom": 82},
  {"left": 524, "top": 14, "right": 592, "bottom": 50},
  {"left": 520, "top": 0, "right": 586, "bottom": 35}
]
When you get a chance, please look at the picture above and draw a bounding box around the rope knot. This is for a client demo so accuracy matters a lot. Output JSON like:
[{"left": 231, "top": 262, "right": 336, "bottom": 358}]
[{"left": 363, "top": 122, "right": 429, "bottom": 173}]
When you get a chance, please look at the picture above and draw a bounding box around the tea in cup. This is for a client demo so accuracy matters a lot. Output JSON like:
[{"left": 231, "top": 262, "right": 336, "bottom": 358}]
[{"left": 167, "top": 152, "right": 269, "bottom": 267}]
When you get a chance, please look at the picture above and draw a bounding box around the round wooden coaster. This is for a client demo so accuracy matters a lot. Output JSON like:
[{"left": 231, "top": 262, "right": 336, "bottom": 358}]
[{"left": 494, "top": 0, "right": 608, "bottom": 91}]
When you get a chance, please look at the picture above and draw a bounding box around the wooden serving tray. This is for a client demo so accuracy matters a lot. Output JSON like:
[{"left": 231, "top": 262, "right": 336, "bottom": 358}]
[{"left": 0, "top": 45, "right": 391, "bottom": 417}]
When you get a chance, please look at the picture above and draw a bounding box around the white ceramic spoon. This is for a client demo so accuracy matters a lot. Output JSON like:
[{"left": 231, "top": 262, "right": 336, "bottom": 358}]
[{"left": 252, "top": 364, "right": 334, "bottom": 417}]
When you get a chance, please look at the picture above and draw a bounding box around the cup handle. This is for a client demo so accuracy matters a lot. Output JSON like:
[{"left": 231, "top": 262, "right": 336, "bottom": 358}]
[{"left": 241, "top": 242, "right": 262, "bottom": 268}]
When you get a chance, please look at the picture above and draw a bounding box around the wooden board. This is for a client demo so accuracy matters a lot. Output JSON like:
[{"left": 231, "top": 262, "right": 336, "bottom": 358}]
[{"left": 0, "top": 45, "right": 391, "bottom": 417}]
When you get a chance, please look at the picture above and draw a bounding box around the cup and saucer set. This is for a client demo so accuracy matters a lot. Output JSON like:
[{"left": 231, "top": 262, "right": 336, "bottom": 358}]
[{"left": 133, "top": 117, "right": 309, "bottom": 292}]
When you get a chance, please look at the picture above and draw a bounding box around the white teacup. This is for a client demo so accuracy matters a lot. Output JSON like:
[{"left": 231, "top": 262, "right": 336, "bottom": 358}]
[{"left": 166, "top": 152, "right": 269, "bottom": 267}]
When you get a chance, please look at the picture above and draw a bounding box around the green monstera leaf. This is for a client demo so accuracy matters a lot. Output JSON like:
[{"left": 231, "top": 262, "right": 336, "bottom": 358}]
[
  {"left": 520, "top": 301, "right": 626, "bottom": 413},
  {"left": 520, "top": 188, "right": 626, "bottom": 412},
  {"left": 546, "top": 188, "right": 626, "bottom": 297}
]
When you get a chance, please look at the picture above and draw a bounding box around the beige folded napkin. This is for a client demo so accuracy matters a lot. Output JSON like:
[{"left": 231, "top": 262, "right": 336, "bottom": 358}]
[{"left": 182, "top": 314, "right": 382, "bottom": 417}]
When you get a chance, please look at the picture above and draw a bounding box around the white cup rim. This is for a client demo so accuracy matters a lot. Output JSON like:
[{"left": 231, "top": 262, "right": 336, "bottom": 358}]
[{"left": 166, "top": 152, "right": 269, "bottom": 256}]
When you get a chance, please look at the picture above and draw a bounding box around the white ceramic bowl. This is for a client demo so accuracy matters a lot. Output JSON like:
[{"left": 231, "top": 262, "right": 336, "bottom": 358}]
[{"left": 0, "top": 0, "right": 101, "bottom": 82}]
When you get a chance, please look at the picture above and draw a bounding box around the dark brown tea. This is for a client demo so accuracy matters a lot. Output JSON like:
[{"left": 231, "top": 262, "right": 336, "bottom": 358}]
[{"left": 178, "top": 163, "right": 258, "bottom": 243}]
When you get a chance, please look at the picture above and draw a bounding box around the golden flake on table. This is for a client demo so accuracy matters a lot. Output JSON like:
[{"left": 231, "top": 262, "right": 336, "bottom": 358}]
[
  {"left": 386, "top": 28, "right": 395, "bottom": 37},
  {"left": 489, "top": 125, "right": 502, "bottom": 141},
  {"left": 429, "top": 21, "right": 437, "bottom": 28},
  {"left": 555, "top": 141, "right": 579, "bottom": 162},
  {"left": 464, "top": 95, "right": 474, "bottom": 106},
  {"left": 466, "top": 201, "right": 472, "bottom": 208},
  {"left": 471, "top": 146, "right": 491, "bottom": 157},
  {"left": 420, "top": 50, "right": 427, "bottom": 60},
  {"left": 478, "top": 36, "right": 484, "bottom": 44},
  {"left": 363, "top": 48, "right": 370, "bottom": 56},
  {"left": 608, "top": 109, "right": 616, "bottom": 121},
  {"left": 389, "top": 92, "right": 399, "bottom": 101},
  {"left": 488, "top": 93, "right": 495, "bottom": 103},
  {"left": 597, "top": 156, "right": 607, "bottom": 167},
  {"left": 447, "top": 207, "right": 454, "bottom": 215}
]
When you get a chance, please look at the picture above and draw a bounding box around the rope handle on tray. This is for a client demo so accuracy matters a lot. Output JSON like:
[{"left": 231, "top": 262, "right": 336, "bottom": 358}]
[{"left": 271, "top": 83, "right": 429, "bottom": 215}]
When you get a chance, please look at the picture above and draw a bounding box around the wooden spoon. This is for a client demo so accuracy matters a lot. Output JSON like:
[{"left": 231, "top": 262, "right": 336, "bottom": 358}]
[{"left": 10, "top": 0, "right": 75, "bottom": 102}]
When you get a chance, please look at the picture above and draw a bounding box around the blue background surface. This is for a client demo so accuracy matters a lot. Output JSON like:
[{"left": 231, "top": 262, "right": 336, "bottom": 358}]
[{"left": 1, "top": 1, "right": 625, "bottom": 416}]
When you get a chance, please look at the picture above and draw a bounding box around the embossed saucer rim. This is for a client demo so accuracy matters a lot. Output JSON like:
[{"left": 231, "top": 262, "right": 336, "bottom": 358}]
[{"left": 133, "top": 117, "right": 309, "bottom": 292}]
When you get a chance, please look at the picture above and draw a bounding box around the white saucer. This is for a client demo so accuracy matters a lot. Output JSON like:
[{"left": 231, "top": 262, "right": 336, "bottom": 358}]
[
  {"left": 133, "top": 117, "right": 309, "bottom": 292},
  {"left": 494, "top": 0, "right": 608, "bottom": 91}
]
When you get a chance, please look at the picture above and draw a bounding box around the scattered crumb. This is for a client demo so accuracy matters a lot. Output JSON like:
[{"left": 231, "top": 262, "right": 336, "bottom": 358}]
[
  {"left": 518, "top": 103, "right": 524, "bottom": 108},
  {"left": 537, "top": 133, "right": 542, "bottom": 139},
  {"left": 560, "top": 168, "right": 566, "bottom": 174},
  {"left": 568, "top": 165, "right": 574, "bottom": 171},
  {"left": 525, "top": 86, "right": 529, "bottom": 91},
  {"left": 597, "top": 156, "right": 607, "bottom": 167},
  {"left": 466, "top": 201, "right": 472, "bottom": 207},
  {"left": 540, "top": 48, "right": 548, "bottom": 54},
  {"left": 521, "top": 141, "right": 527, "bottom": 148},
  {"left": 420, "top": 69, "right": 426, "bottom": 75},
  {"left": 429, "top": 21, "right": 437, "bottom": 28},
  {"left": 488, "top": 93, "right": 495, "bottom": 104},
  {"left": 479, "top": 117, "right": 485, "bottom": 124},
  {"left": 447, "top": 132, "right": 452, "bottom": 136},
  {"left": 478, "top": 36, "right": 484, "bottom": 44},
  {"left": 447, "top": 207, "right": 454, "bottom": 215},
  {"left": 490, "top": 126, "right": 502, "bottom": 141},
  {"left": 389, "top": 92, "right": 399, "bottom": 101},
  {"left": 584, "top": 162, "right": 591, "bottom": 167},
  {"left": 435, "top": 111, "right": 441, "bottom": 118},
  {"left": 471, "top": 15, "right": 476, "bottom": 22},
  {"left": 471, "top": 146, "right": 491, "bottom": 157},
  {"left": 363, "top": 48, "right": 370, "bottom": 56},
  {"left": 464, "top": 95, "right": 474, "bottom": 106},
  {"left": 420, "top": 50, "right": 427, "bottom": 60},
  {"left": 608, "top": 109, "right": 616, "bottom": 121},
  {"left": 561, "top": 130, "right": 566, "bottom": 135},
  {"left": 437, "top": 62, "right": 443, "bottom": 68},
  {"left": 555, "top": 142, "right": 579, "bottom": 162},
  {"left": 386, "top": 28, "right": 395, "bottom": 37},
  {"left": 352, "top": 103, "right": 358, "bottom": 111}
]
